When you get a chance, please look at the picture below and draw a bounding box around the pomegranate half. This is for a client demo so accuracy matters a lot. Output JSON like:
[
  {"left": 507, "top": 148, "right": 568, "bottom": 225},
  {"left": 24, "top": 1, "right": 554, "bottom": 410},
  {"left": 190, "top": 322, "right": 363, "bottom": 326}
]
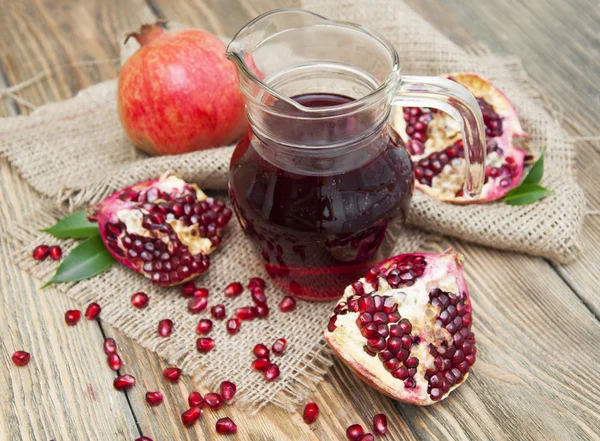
[
  {"left": 324, "top": 249, "right": 476, "bottom": 405},
  {"left": 87, "top": 173, "right": 232, "bottom": 286}
]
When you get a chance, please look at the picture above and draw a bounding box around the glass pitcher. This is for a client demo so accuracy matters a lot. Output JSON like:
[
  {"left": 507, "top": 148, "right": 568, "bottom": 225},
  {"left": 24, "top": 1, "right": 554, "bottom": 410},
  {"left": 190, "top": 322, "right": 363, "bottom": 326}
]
[{"left": 226, "top": 9, "right": 485, "bottom": 301}]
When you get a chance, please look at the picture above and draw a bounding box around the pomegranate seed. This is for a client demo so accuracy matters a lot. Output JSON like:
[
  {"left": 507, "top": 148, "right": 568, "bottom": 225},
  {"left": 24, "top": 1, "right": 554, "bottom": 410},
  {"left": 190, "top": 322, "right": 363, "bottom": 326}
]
[
  {"left": 220, "top": 380, "right": 236, "bottom": 401},
  {"left": 264, "top": 363, "right": 280, "bottom": 381},
  {"left": 48, "top": 245, "right": 62, "bottom": 260},
  {"left": 188, "top": 391, "right": 204, "bottom": 408},
  {"left": 197, "top": 337, "right": 215, "bottom": 353},
  {"left": 204, "top": 392, "right": 224, "bottom": 410},
  {"left": 181, "top": 406, "right": 202, "bottom": 426},
  {"left": 358, "top": 434, "right": 375, "bottom": 441},
  {"left": 107, "top": 353, "right": 122, "bottom": 371},
  {"left": 11, "top": 351, "right": 30, "bottom": 366},
  {"left": 135, "top": 437, "right": 153, "bottom": 441},
  {"left": 347, "top": 424, "right": 365, "bottom": 441},
  {"left": 65, "top": 310, "right": 81, "bottom": 325},
  {"left": 193, "top": 288, "right": 209, "bottom": 298},
  {"left": 163, "top": 367, "right": 182, "bottom": 383},
  {"left": 279, "top": 296, "right": 296, "bottom": 312},
  {"left": 211, "top": 304, "right": 226, "bottom": 319},
  {"left": 145, "top": 391, "right": 164, "bottom": 406},
  {"left": 226, "top": 317, "right": 241, "bottom": 335},
  {"left": 181, "top": 281, "right": 196, "bottom": 297},
  {"left": 373, "top": 414, "right": 388, "bottom": 435},
  {"left": 224, "top": 282, "right": 243, "bottom": 297},
  {"left": 252, "top": 357, "right": 270, "bottom": 371},
  {"left": 188, "top": 296, "right": 208, "bottom": 313},
  {"left": 113, "top": 374, "right": 136, "bottom": 391},
  {"left": 253, "top": 344, "right": 269, "bottom": 358},
  {"left": 158, "top": 319, "right": 173, "bottom": 337},
  {"left": 131, "top": 292, "right": 149, "bottom": 309},
  {"left": 196, "top": 319, "right": 213, "bottom": 334},
  {"left": 85, "top": 302, "right": 101, "bottom": 320},
  {"left": 250, "top": 287, "right": 267, "bottom": 304},
  {"left": 271, "top": 338, "right": 287, "bottom": 356},
  {"left": 104, "top": 337, "right": 117, "bottom": 354},
  {"left": 216, "top": 417, "right": 237, "bottom": 434},
  {"left": 248, "top": 277, "right": 266, "bottom": 290},
  {"left": 303, "top": 402, "right": 319, "bottom": 424},
  {"left": 235, "top": 306, "right": 257, "bottom": 321},
  {"left": 32, "top": 245, "right": 49, "bottom": 261},
  {"left": 255, "top": 303, "right": 269, "bottom": 318}
]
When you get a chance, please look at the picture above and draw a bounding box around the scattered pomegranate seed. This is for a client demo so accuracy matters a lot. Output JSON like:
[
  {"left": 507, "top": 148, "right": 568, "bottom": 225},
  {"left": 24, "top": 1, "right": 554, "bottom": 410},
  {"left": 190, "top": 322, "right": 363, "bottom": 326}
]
[
  {"left": 182, "top": 281, "right": 196, "bottom": 297},
  {"left": 211, "top": 304, "right": 226, "bottom": 319},
  {"left": 85, "top": 302, "right": 101, "bottom": 320},
  {"left": 224, "top": 282, "right": 244, "bottom": 297},
  {"left": 251, "top": 358, "right": 270, "bottom": 371},
  {"left": 248, "top": 277, "right": 266, "bottom": 290},
  {"left": 271, "top": 338, "right": 287, "bottom": 356},
  {"left": 250, "top": 287, "right": 266, "bottom": 304},
  {"left": 107, "top": 353, "right": 122, "bottom": 371},
  {"left": 216, "top": 417, "right": 237, "bottom": 434},
  {"left": 135, "top": 437, "right": 153, "bottom": 441},
  {"left": 204, "top": 392, "right": 224, "bottom": 410},
  {"left": 197, "top": 337, "right": 215, "bottom": 353},
  {"left": 188, "top": 296, "right": 208, "bottom": 313},
  {"left": 131, "top": 292, "right": 149, "bottom": 309},
  {"left": 32, "top": 245, "right": 49, "bottom": 261},
  {"left": 113, "top": 374, "right": 136, "bottom": 391},
  {"left": 358, "top": 434, "right": 374, "bottom": 441},
  {"left": 49, "top": 245, "right": 62, "bottom": 260},
  {"left": 279, "top": 296, "right": 296, "bottom": 312},
  {"left": 193, "top": 288, "right": 209, "bottom": 298},
  {"left": 158, "top": 319, "right": 173, "bottom": 337},
  {"left": 255, "top": 304, "right": 269, "bottom": 318},
  {"left": 196, "top": 319, "right": 213, "bottom": 335},
  {"left": 65, "top": 310, "right": 81, "bottom": 326},
  {"left": 253, "top": 344, "right": 269, "bottom": 358},
  {"left": 235, "top": 306, "right": 257, "bottom": 321},
  {"left": 264, "top": 363, "right": 280, "bottom": 381},
  {"left": 12, "top": 351, "right": 30, "bottom": 366},
  {"left": 181, "top": 406, "right": 202, "bottom": 427},
  {"left": 145, "top": 391, "right": 164, "bottom": 406},
  {"left": 163, "top": 367, "right": 182, "bottom": 383},
  {"left": 373, "top": 414, "right": 388, "bottom": 435},
  {"left": 303, "top": 402, "right": 319, "bottom": 424},
  {"left": 188, "top": 391, "right": 205, "bottom": 408},
  {"left": 346, "top": 424, "right": 365, "bottom": 441},
  {"left": 220, "top": 381, "right": 236, "bottom": 401},
  {"left": 104, "top": 337, "right": 117, "bottom": 354},
  {"left": 226, "top": 317, "right": 241, "bottom": 335}
]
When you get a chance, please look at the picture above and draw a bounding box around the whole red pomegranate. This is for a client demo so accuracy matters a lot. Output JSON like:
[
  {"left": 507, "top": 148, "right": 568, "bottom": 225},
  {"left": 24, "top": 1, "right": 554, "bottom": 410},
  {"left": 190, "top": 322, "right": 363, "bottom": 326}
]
[
  {"left": 119, "top": 22, "right": 247, "bottom": 155},
  {"left": 325, "top": 248, "right": 476, "bottom": 405}
]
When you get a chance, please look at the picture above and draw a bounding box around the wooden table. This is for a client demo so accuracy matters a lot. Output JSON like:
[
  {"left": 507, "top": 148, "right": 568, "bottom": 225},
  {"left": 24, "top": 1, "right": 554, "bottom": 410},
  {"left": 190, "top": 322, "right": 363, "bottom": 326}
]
[{"left": 1, "top": 1, "right": 599, "bottom": 440}]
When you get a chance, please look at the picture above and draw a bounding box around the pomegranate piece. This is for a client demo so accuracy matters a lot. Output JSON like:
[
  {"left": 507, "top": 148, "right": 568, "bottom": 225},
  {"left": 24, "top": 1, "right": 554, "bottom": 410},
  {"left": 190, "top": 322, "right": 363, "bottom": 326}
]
[
  {"left": 104, "top": 337, "right": 117, "bottom": 354},
  {"left": 271, "top": 338, "right": 287, "bottom": 356},
  {"left": 131, "top": 292, "right": 149, "bottom": 309},
  {"left": 32, "top": 245, "right": 49, "bottom": 261},
  {"left": 163, "top": 367, "right": 182, "bottom": 383},
  {"left": 107, "top": 353, "right": 122, "bottom": 371},
  {"left": 346, "top": 424, "right": 365, "bottom": 441},
  {"left": 145, "top": 391, "right": 164, "bottom": 406},
  {"left": 86, "top": 173, "right": 232, "bottom": 286},
  {"left": 12, "top": 351, "right": 30, "bottom": 366},
  {"left": 114, "top": 374, "right": 136, "bottom": 391},
  {"left": 211, "top": 304, "right": 226, "bottom": 319},
  {"left": 204, "top": 392, "right": 224, "bottom": 410},
  {"left": 226, "top": 317, "right": 241, "bottom": 335},
  {"left": 216, "top": 417, "right": 237, "bottom": 434},
  {"left": 225, "top": 282, "right": 243, "bottom": 297},
  {"left": 220, "top": 380, "right": 237, "bottom": 401},
  {"left": 193, "top": 288, "right": 209, "bottom": 298},
  {"left": 250, "top": 287, "right": 266, "bottom": 304},
  {"left": 255, "top": 304, "right": 269, "bottom": 318},
  {"left": 188, "top": 296, "right": 208, "bottom": 313},
  {"left": 279, "top": 296, "right": 296, "bottom": 312},
  {"left": 253, "top": 344, "right": 269, "bottom": 358},
  {"left": 181, "top": 406, "right": 202, "bottom": 427},
  {"left": 394, "top": 73, "right": 532, "bottom": 203},
  {"left": 181, "top": 281, "right": 196, "bottom": 297},
  {"left": 264, "top": 363, "right": 280, "bottom": 381},
  {"left": 197, "top": 337, "right": 215, "bottom": 353},
  {"left": 248, "top": 277, "right": 266, "bottom": 290},
  {"left": 85, "top": 302, "right": 101, "bottom": 320},
  {"left": 196, "top": 319, "right": 213, "bottom": 335},
  {"left": 158, "top": 319, "right": 173, "bottom": 337},
  {"left": 235, "top": 306, "right": 257, "bottom": 321},
  {"left": 49, "top": 245, "right": 63, "bottom": 260},
  {"left": 373, "top": 414, "right": 387, "bottom": 435},
  {"left": 324, "top": 248, "right": 476, "bottom": 405},
  {"left": 65, "top": 310, "right": 81, "bottom": 326},
  {"left": 303, "top": 402, "right": 320, "bottom": 424},
  {"left": 251, "top": 358, "right": 270, "bottom": 371},
  {"left": 188, "top": 391, "right": 205, "bottom": 408}
]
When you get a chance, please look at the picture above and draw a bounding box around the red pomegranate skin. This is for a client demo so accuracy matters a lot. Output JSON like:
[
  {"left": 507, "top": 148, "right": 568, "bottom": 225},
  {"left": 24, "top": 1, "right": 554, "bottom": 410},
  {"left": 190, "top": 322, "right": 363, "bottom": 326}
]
[{"left": 119, "top": 24, "right": 247, "bottom": 156}]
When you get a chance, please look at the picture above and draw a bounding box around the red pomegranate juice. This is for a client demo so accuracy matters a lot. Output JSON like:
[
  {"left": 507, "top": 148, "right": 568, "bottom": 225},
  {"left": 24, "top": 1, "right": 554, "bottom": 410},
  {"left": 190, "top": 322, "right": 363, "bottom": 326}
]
[{"left": 229, "top": 93, "right": 413, "bottom": 300}]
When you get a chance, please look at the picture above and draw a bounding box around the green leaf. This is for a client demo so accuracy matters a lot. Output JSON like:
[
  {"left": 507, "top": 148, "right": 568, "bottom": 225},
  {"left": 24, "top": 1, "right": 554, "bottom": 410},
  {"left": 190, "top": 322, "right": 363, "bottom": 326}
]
[
  {"left": 42, "top": 210, "right": 99, "bottom": 239},
  {"left": 504, "top": 183, "right": 553, "bottom": 206},
  {"left": 522, "top": 149, "right": 545, "bottom": 185},
  {"left": 42, "top": 235, "right": 115, "bottom": 287}
]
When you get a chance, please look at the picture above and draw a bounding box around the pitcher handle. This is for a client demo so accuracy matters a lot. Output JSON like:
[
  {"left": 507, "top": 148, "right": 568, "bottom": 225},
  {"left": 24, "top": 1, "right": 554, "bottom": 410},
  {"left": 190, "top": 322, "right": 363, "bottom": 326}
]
[{"left": 393, "top": 75, "right": 486, "bottom": 199}]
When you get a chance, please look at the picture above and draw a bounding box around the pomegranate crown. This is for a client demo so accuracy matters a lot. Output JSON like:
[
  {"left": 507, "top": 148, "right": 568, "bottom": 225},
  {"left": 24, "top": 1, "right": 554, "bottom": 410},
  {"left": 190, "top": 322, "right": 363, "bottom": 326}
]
[{"left": 124, "top": 20, "right": 168, "bottom": 46}]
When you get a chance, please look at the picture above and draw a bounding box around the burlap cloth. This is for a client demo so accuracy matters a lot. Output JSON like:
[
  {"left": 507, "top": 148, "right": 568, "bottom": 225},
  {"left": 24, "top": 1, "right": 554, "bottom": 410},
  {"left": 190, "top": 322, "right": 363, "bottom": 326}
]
[{"left": 0, "top": 0, "right": 586, "bottom": 412}]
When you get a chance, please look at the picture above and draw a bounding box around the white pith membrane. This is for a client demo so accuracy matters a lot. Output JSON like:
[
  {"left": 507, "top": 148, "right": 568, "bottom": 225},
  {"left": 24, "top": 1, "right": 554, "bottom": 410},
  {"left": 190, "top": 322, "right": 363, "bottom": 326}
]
[{"left": 324, "top": 249, "right": 475, "bottom": 405}]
